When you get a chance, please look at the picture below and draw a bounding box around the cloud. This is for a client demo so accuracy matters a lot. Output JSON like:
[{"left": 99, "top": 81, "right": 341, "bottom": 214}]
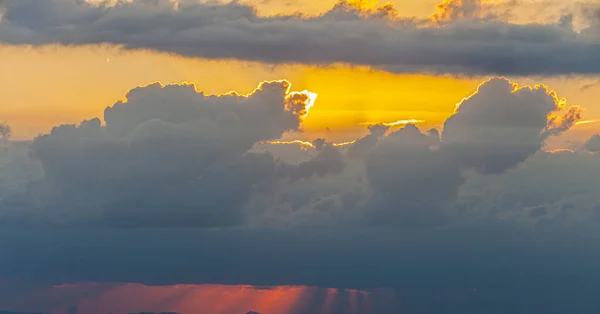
[
  {"left": 441, "top": 77, "right": 581, "bottom": 174},
  {"left": 346, "top": 124, "right": 388, "bottom": 159},
  {"left": 363, "top": 77, "right": 580, "bottom": 226},
  {"left": 0, "top": 76, "right": 588, "bottom": 230},
  {"left": 0, "top": 122, "right": 11, "bottom": 143},
  {"left": 17, "top": 80, "right": 326, "bottom": 228},
  {"left": 457, "top": 149, "right": 600, "bottom": 228},
  {"left": 279, "top": 143, "right": 347, "bottom": 181},
  {"left": 365, "top": 124, "right": 463, "bottom": 226},
  {"left": 584, "top": 134, "right": 600, "bottom": 152},
  {"left": 430, "top": 0, "right": 511, "bottom": 24},
  {"left": 1, "top": 0, "right": 600, "bottom": 75}
]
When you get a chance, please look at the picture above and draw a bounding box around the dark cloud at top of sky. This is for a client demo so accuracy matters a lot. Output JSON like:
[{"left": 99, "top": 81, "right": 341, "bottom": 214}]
[{"left": 1, "top": 0, "right": 600, "bottom": 76}]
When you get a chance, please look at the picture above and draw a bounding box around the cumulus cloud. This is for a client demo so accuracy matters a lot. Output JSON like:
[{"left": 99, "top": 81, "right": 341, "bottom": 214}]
[
  {"left": 279, "top": 143, "right": 347, "bottom": 181},
  {"left": 363, "top": 77, "right": 580, "bottom": 226},
  {"left": 0, "top": 77, "right": 588, "bottom": 229},
  {"left": 347, "top": 124, "right": 389, "bottom": 159},
  {"left": 1, "top": 0, "right": 600, "bottom": 75},
  {"left": 442, "top": 77, "right": 581, "bottom": 174},
  {"left": 17, "top": 80, "right": 329, "bottom": 227},
  {"left": 365, "top": 124, "right": 462, "bottom": 226}
]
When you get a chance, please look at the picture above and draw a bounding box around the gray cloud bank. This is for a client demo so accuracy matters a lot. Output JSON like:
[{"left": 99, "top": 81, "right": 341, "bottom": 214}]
[
  {"left": 1, "top": 80, "right": 346, "bottom": 227},
  {"left": 0, "top": 76, "right": 594, "bottom": 231},
  {"left": 1, "top": 0, "right": 600, "bottom": 75},
  {"left": 3, "top": 77, "right": 600, "bottom": 312}
]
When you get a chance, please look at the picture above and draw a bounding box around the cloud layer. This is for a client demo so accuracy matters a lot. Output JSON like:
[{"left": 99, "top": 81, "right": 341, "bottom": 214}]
[
  {"left": 13, "top": 80, "right": 333, "bottom": 227},
  {"left": 2, "top": 77, "right": 600, "bottom": 311},
  {"left": 1, "top": 0, "right": 600, "bottom": 75},
  {"left": 0, "top": 76, "right": 594, "bottom": 231}
]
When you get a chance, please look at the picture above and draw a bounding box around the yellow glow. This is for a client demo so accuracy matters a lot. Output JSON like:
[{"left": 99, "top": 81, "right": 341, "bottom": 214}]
[
  {"left": 546, "top": 148, "right": 575, "bottom": 154},
  {"left": 239, "top": 0, "right": 439, "bottom": 18},
  {"left": 2, "top": 44, "right": 599, "bottom": 145},
  {"left": 575, "top": 120, "right": 600, "bottom": 126},
  {"left": 300, "top": 91, "right": 318, "bottom": 118},
  {"left": 265, "top": 140, "right": 316, "bottom": 149},
  {"left": 332, "top": 140, "right": 357, "bottom": 147},
  {"left": 0, "top": 45, "right": 483, "bottom": 140},
  {"left": 265, "top": 139, "right": 356, "bottom": 149},
  {"left": 359, "top": 119, "right": 425, "bottom": 127}
]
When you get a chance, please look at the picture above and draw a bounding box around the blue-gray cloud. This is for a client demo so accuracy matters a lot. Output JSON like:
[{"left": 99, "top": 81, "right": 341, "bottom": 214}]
[
  {"left": 1, "top": 0, "right": 600, "bottom": 75},
  {"left": 0, "top": 77, "right": 587, "bottom": 229},
  {"left": 363, "top": 77, "right": 580, "bottom": 226},
  {"left": 584, "top": 134, "right": 600, "bottom": 152},
  {"left": 4, "top": 80, "right": 344, "bottom": 228}
]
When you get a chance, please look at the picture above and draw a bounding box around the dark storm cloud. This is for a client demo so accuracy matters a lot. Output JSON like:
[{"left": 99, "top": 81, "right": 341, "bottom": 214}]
[{"left": 1, "top": 0, "right": 600, "bottom": 75}]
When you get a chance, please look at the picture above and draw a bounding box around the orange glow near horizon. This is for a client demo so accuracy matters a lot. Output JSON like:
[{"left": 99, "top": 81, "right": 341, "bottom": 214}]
[{"left": 0, "top": 282, "right": 388, "bottom": 314}]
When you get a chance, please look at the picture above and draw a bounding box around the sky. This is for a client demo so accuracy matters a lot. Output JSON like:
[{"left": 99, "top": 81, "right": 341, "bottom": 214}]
[
  {"left": 3, "top": 0, "right": 600, "bottom": 313},
  {"left": 2, "top": 0, "right": 600, "bottom": 142}
]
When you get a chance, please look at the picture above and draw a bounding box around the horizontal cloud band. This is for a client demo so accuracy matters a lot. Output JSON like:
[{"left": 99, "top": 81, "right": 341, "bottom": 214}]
[
  {"left": 1, "top": 0, "right": 600, "bottom": 75},
  {"left": 0, "top": 76, "right": 584, "bottom": 229}
]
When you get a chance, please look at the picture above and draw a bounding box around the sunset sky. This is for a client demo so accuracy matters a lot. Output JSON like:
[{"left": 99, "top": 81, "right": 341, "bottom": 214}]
[
  {"left": 2, "top": 0, "right": 599, "bottom": 146},
  {"left": 3, "top": 1, "right": 600, "bottom": 312}
]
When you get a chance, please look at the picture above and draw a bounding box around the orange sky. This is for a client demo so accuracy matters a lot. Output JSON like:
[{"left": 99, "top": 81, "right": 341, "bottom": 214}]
[{"left": 0, "top": 0, "right": 598, "bottom": 146}]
